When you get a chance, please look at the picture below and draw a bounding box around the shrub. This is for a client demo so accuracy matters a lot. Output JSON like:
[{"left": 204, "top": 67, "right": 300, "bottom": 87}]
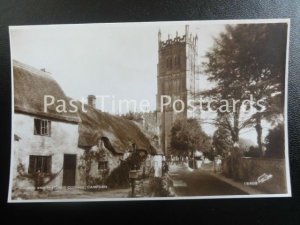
[
  {"left": 244, "top": 146, "right": 261, "bottom": 158},
  {"left": 106, "top": 152, "right": 146, "bottom": 188}
]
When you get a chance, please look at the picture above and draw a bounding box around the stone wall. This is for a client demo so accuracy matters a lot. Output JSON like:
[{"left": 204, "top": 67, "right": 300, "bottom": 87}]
[{"left": 223, "top": 156, "right": 287, "bottom": 194}]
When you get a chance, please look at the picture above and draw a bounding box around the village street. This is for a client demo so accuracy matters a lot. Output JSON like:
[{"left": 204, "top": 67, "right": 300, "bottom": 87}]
[{"left": 169, "top": 163, "right": 248, "bottom": 196}]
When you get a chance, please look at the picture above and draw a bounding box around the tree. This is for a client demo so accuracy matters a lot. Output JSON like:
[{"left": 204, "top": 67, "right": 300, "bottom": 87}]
[
  {"left": 202, "top": 25, "right": 254, "bottom": 146},
  {"left": 122, "top": 111, "right": 143, "bottom": 122},
  {"left": 169, "top": 119, "right": 210, "bottom": 157},
  {"left": 230, "top": 24, "right": 287, "bottom": 154},
  {"left": 212, "top": 126, "right": 232, "bottom": 157},
  {"left": 202, "top": 23, "right": 287, "bottom": 154},
  {"left": 265, "top": 124, "right": 285, "bottom": 158}
]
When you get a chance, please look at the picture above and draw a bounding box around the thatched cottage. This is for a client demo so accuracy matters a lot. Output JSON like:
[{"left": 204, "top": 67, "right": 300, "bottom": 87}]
[
  {"left": 12, "top": 60, "right": 85, "bottom": 191},
  {"left": 12, "top": 60, "right": 158, "bottom": 194},
  {"left": 77, "top": 98, "right": 157, "bottom": 185}
]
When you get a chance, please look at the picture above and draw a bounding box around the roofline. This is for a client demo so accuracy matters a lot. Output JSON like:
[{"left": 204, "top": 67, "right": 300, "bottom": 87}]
[
  {"left": 78, "top": 144, "right": 124, "bottom": 155},
  {"left": 13, "top": 60, "right": 53, "bottom": 79},
  {"left": 15, "top": 107, "right": 81, "bottom": 124}
]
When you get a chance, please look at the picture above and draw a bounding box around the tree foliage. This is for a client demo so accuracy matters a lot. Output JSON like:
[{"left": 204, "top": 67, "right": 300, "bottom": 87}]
[
  {"left": 202, "top": 23, "right": 287, "bottom": 152},
  {"left": 265, "top": 124, "right": 285, "bottom": 158},
  {"left": 106, "top": 151, "right": 147, "bottom": 188},
  {"left": 169, "top": 119, "right": 210, "bottom": 156},
  {"left": 212, "top": 126, "right": 232, "bottom": 157}
]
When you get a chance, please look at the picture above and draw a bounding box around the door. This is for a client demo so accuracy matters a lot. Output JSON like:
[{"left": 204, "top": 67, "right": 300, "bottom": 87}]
[{"left": 63, "top": 154, "right": 76, "bottom": 186}]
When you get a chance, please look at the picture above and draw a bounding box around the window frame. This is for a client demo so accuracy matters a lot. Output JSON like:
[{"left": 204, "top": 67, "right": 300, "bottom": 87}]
[
  {"left": 98, "top": 161, "right": 109, "bottom": 171},
  {"left": 28, "top": 155, "right": 52, "bottom": 174},
  {"left": 34, "top": 118, "right": 51, "bottom": 136}
]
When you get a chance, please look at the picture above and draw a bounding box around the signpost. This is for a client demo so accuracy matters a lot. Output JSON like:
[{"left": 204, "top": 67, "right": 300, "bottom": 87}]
[{"left": 129, "top": 169, "right": 138, "bottom": 197}]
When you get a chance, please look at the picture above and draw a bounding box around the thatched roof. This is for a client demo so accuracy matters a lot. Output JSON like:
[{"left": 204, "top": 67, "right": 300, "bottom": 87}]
[
  {"left": 13, "top": 60, "right": 157, "bottom": 155},
  {"left": 13, "top": 60, "right": 80, "bottom": 124},
  {"left": 77, "top": 104, "right": 157, "bottom": 155}
]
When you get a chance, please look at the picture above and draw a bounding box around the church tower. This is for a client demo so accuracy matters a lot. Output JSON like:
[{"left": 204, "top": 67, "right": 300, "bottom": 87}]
[{"left": 156, "top": 25, "right": 200, "bottom": 156}]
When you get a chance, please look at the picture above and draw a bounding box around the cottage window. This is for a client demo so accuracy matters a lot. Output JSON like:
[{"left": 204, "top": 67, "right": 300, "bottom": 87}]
[
  {"left": 98, "top": 161, "right": 108, "bottom": 170},
  {"left": 28, "top": 155, "right": 52, "bottom": 174},
  {"left": 34, "top": 119, "right": 51, "bottom": 136}
]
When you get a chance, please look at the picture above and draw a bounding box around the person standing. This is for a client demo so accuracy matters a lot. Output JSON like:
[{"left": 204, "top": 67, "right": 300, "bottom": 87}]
[
  {"left": 34, "top": 170, "right": 44, "bottom": 192},
  {"left": 162, "top": 161, "right": 169, "bottom": 176}
]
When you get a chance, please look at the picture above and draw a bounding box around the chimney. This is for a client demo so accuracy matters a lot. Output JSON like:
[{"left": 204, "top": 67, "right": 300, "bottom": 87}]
[
  {"left": 158, "top": 29, "right": 161, "bottom": 49},
  {"left": 87, "top": 95, "right": 96, "bottom": 108},
  {"left": 185, "top": 25, "right": 189, "bottom": 38},
  {"left": 158, "top": 29, "right": 161, "bottom": 42}
]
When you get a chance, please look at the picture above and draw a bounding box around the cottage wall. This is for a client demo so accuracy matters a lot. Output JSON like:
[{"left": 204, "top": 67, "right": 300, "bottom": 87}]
[
  {"left": 88, "top": 145, "right": 121, "bottom": 182},
  {"left": 12, "top": 113, "right": 85, "bottom": 190}
]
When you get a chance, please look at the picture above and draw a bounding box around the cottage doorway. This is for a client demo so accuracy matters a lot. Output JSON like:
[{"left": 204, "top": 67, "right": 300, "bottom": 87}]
[{"left": 62, "top": 154, "right": 76, "bottom": 186}]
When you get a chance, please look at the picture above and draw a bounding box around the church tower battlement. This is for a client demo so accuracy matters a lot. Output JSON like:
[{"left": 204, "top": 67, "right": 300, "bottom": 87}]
[{"left": 156, "top": 25, "right": 200, "bottom": 156}]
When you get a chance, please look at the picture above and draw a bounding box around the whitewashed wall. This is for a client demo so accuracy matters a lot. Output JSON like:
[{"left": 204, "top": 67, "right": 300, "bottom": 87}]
[{"left": 12, "top": 113, "right": 85, "bottom": 189}]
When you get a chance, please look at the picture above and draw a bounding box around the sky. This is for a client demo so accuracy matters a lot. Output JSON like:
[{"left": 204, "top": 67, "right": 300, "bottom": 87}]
[
  {"left": 10, "top": 21, "right": 277, "bottom": 142},
  {"left": 10, "top": 22, "right": 222, "bottom": 112}
]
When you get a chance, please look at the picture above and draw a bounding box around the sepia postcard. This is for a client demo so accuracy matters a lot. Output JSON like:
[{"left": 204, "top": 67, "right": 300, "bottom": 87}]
[{"left": 8, "top": 19, "right": 291, "bottom": 202}]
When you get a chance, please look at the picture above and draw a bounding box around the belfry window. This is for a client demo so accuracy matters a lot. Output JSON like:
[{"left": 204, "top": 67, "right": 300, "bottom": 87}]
[
  {"left": 167, "top": 58, "right": 172, "bottom": 69},
  {"left": 175, "top": 55, "right": 181, "bottom": 67}
]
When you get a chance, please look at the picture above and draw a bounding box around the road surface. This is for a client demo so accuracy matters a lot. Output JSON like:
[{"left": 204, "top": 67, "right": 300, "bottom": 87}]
[{"left": 169, "top": 163, "right": 247, "bottom": 196}]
